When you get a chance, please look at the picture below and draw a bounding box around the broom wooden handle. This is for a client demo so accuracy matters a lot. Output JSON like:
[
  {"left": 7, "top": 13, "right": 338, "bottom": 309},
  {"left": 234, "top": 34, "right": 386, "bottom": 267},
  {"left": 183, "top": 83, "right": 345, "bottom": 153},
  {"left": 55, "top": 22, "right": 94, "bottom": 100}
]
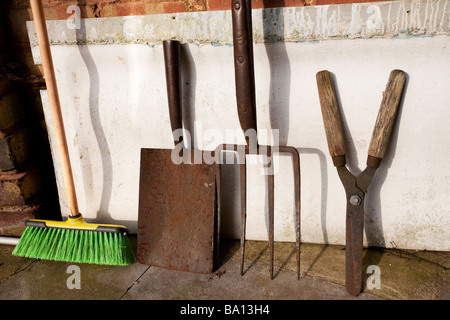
[{"left": 30, "top": 0, "right": 79, "bottom": 216}]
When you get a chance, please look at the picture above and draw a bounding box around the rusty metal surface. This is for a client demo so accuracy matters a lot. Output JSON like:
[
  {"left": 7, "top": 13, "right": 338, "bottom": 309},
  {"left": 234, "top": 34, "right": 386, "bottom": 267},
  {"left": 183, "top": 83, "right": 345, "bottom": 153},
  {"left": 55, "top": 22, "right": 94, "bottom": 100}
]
[
  {"left": 337, "top": 165, "right": 376, "bottom": 296},
  {"left": 267, "top": 147, "right": 274, "bottom": 280},
  {"left": 137, "top": 148, "right": 219, "bottom": 274},
  {"left": 230, "top": 0, "right": 301, "bottom": 280},
  {"left": 137, "top": 40, "right": 220, "bottom": 274},
  {"left": 267, "top": 146, "right": 301, "bottom": 280},
  {"left": 163, "top": 40, "right": 182, "bottom": 138},
  {"left": 279, "top": 146, "right": 301, "bottom": 280},
  {"left": 239, "top": 161, "right": 247, "bottom": 276},
  {"left": 214, "top": 142, "right": 301, "bottom": 280},
  {"left": 232, "top": 0, "right": 257, "bottom": 134}
]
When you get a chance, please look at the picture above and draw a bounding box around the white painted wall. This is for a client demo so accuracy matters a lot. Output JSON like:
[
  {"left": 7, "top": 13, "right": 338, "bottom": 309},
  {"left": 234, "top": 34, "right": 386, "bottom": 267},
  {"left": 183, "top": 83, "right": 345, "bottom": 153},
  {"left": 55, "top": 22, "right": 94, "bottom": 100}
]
[{"left": 32, "top": 0, "right": 450, "bottom": 251}]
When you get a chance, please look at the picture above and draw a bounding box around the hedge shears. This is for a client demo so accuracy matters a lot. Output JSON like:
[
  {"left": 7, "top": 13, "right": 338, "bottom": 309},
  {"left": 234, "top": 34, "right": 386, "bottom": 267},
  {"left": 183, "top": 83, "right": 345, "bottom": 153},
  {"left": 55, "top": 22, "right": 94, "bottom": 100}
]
[{"left": 316, "top": 69, "right": 406, "bottom": 296}]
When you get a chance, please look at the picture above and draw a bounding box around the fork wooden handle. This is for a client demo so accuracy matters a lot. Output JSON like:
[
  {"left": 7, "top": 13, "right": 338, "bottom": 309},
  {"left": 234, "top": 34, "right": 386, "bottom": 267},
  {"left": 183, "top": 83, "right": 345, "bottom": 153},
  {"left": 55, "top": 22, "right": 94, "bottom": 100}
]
[{"left": 232, "top": 0, "right": 257, "bottom": 137}]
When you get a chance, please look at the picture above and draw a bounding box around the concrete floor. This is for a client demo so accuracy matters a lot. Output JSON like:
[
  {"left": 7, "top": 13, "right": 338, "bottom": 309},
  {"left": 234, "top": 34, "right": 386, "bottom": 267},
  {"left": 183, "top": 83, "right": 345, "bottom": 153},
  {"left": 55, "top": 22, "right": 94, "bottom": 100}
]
[{"left": 0, "top": 236, "right": 448, "bottom": 302}]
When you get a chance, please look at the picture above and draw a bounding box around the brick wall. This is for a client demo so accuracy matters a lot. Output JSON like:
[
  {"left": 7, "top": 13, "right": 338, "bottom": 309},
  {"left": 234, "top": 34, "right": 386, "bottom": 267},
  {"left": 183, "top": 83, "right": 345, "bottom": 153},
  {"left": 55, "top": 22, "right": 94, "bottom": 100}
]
[
  {"left": 4, "top": 0, "right": 390, "bottom": 20},
  {"left": 0, "top": 5, "right": 60, "bottom": 237}
]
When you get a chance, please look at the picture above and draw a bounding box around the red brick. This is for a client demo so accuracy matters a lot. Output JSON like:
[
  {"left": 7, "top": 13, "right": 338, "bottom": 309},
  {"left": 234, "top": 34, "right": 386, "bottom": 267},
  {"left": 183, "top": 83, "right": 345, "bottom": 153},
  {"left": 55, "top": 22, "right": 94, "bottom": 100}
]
[
  {"left": 0, "top": 51, "right": 13, "bottom": 96},
  {"left": 207, "top": 0, "right": 225, "bottom": 11},
  {"left": 0, "top": 26, "right": 7, "bottom": 45},
  {"left": 143, "top": 3, "right": 166, "bottom": 15},
  {"left": 0, "top": 90, "right": 26, "bottom": 132},
  {"left": 208, "top": 0, "right": 303, "bottom": 11},
  {"left": 0, "top": 165, "right": 42, "bottom": 206},
  {"left": 0, "top": 125, "right": 33, "bottom": 172},
  {"left": 43, "top": 3, "right": 78, "bottom": 20},
  {"left": 186, "top": 0, "right": 207, "bottom": 12},
  {"left": 114, "top": 2, "right": 147, "bottom": 16},
  {"left": 314, "top": 0, "right": 388, "bottom": 4},
  {"left": 163, "top": 1, "right": 188, "bottom": 14},
  {"left": 16, "top": 50, "right": 43, "bottom": 78},
  {"left": 252, "top": 0, "right": 297, "bottom": 9},
  {"left": 5, "top": 8, "right": 32, "bottom": 45},
  {"left": 0, "top": 203, "right": 40, "bottom": 236},
  {"left": 25, "top": 88, "right": 46, "bottom": 120},
  {"left": 0, "top": 79, "right": 11, "bottom": 98}
]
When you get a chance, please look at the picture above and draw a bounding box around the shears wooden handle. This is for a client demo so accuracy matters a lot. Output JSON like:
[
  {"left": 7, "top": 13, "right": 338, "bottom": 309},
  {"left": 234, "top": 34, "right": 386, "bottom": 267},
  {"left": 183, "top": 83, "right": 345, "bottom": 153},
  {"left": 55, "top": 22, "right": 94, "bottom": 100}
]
[
  {"left": 367, "top": 69, "right": 406, "bottom": 167},
  {"left": 316, "top": 70, "right": 406, "bottom": 168}
]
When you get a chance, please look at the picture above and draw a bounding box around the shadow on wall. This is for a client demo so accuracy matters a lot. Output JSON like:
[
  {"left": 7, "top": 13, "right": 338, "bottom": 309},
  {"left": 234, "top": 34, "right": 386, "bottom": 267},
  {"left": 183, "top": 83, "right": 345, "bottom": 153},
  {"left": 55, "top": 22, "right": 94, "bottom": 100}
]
[
  {"left": 262, "top": 1, "right": 290, "bottom": 147},
  {"left": 180, "top": 44, "right": 197, "bottom": 150},
  {"left": 262, "top": 1, "right": 288, "bottom": 241},
  {"left": 74, "top": 3, "right": 134, "bottom": 229},
  {"left": 263, "top": 2, "right": 311, "bottom": 249},
  {"left": 76, "top": 6, "right": 111, "bottom": 222}
]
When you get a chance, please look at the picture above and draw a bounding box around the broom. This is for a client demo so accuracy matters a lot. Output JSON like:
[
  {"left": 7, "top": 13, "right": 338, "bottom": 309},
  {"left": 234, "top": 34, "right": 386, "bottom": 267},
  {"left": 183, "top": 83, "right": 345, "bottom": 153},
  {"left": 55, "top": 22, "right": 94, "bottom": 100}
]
[{"left": 12, "top": 0, "right": 135, "bottom": 266}]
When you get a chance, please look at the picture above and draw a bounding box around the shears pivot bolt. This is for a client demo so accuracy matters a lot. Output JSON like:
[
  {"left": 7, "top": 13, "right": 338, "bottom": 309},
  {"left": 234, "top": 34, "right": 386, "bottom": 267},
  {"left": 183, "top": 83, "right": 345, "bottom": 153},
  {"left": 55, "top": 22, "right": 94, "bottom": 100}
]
[{"left": 349, "top": 195, "right": 362, "bottom": 206}]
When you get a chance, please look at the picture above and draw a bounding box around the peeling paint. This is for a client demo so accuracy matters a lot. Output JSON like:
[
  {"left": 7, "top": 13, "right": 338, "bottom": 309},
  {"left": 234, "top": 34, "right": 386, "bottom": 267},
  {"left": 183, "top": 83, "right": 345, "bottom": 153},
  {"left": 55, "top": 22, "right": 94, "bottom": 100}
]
[{"left": 27, "top": 0, "right": 450, "bottom": 55}]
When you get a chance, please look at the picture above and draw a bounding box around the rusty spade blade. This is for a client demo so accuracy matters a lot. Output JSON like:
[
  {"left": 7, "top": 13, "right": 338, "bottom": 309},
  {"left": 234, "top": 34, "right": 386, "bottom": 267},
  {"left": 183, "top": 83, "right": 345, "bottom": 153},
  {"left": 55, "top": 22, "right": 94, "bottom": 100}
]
[{"left": 137, "top": 40, "right": 220, "bottom": 274}]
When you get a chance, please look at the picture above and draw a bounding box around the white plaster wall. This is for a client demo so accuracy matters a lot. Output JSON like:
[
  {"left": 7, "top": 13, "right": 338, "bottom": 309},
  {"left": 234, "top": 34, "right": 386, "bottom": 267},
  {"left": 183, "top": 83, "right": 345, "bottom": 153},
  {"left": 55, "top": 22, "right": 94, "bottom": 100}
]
[{"left": 33, "top": 0, "right": 450, "bottom": 251}]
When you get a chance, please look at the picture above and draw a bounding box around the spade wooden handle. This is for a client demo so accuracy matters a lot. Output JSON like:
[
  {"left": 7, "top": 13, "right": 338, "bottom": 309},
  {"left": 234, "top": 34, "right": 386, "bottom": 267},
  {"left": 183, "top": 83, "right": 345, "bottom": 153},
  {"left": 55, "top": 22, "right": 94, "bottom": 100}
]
[
  {"left": 316, "top": 70, "right": 346, "bottom": 166},
  {"left": 163, "top": 40, "right": 182, "bottom": 145},
  {"left": 367, "top": 69, "right": 406, "bottom": 167}
]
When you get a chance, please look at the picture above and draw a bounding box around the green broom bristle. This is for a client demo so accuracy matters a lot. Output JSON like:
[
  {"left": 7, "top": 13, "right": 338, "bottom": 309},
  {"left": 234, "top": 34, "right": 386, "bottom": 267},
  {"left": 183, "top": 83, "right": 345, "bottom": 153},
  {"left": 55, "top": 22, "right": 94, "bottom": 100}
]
[{"left": 12, "top": 226, "right": 136, "bottom": 266}]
